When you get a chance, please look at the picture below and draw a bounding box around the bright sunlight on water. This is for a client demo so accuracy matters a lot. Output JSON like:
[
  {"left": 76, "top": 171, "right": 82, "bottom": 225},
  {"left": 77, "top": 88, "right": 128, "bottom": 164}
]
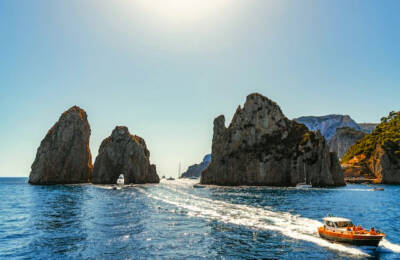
[{"left": 1, "top": 178, "right": 400, "bottom": 259}]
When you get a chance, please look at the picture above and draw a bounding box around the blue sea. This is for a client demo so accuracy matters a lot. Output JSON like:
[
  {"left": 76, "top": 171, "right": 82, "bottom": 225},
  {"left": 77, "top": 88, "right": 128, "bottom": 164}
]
[{"left": 1, "top": 177, "right": 400, "bottom": 259}]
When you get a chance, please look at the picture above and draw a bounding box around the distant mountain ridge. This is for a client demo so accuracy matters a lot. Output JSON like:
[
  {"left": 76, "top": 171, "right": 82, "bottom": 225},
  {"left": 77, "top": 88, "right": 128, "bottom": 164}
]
[
  {"left": 294, "top": 115, "right": 362, "bottom": 141},
  {"left": 181, "top": 154, "right": 211, "bottom": 178},
  {"left": 294, "top": 115, "right": 377, "bottom": 160}
]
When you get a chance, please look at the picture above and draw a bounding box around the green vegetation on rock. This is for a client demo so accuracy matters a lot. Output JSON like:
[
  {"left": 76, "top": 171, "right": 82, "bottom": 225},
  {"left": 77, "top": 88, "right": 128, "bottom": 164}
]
[{"left": 342, "top": 111, "right": 400, "bottom": 162}]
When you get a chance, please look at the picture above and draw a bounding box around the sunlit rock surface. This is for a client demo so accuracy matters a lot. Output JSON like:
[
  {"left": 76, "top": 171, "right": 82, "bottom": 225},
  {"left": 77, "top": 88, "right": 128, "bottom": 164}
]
[{"left": 29, "top": 106, "right": 93, "bottom": 185}]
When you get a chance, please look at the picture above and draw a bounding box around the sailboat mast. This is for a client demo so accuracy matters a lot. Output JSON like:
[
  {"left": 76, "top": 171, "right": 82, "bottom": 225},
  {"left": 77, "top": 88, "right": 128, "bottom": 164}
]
[{"left": 178, "top": 162, "right": 181, "bottom": 179}]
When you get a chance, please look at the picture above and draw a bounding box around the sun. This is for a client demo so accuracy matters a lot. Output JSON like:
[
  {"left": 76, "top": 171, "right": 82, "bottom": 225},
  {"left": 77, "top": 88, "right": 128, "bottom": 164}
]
[{"left": 136, "top": 0, "right": 228, "bottom": 23}]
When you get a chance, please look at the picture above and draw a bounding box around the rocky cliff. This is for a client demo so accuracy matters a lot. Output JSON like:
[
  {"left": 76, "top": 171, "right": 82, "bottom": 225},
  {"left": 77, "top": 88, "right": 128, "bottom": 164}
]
[
  {"left": 29, "top": 106, "right": 93, "bottom": 185},
  {"left": 181, "top": 154, "right": 211, "bottom": 178},
  {"left": 328, "top": 127, "right": 366, "bottom": 159},
  {"left": 294, "top": 115, "right": 361, "bottom": 141},
  {"left": 201, "top": 93, "right": 345, "bottom": 187},
  {"left": 91, "top": 126, "right": 159, "bottom": 184},
  {"left": 342, "top": 111, "right": 400, "bottom": 184}
]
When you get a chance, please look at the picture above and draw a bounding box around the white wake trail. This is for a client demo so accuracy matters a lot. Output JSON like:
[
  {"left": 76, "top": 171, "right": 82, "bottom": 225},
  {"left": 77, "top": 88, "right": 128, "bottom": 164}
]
[
  {"left": 136, "top": 184, "right": 368, "bottom": 257},
  {"left": 380, "top": 239, "right": 400, "bottom": 253},
  {"left": 163, "top": 180, "right": 400, "bottom": 255}
]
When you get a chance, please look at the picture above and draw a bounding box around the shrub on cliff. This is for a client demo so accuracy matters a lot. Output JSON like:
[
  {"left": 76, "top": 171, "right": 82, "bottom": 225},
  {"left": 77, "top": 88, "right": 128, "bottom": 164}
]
[{"left": 342, "top": 111, "right": 400, "bottom": 162}]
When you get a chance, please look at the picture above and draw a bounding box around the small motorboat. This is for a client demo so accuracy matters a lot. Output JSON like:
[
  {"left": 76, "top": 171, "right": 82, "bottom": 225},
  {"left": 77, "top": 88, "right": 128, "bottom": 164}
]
[
  {"left": 318, "top": 217, "right": 385, "bottom": 246},
  {"left": 372, "top": 187, "right": 384, "bottom": 191},
  {"left": 296, "top": 164, "right": 312, "bottom": 189},
  {"left": 167, "top": 177, "right": 175, "bottom": 181},
  {"left": 296, "top": 183, "right": 312, "bottom": 189},
  {"left": 193, "top": 184, "right": 206, "bottom": 188},
  {"left": 117, "top": 174, "right": 124, "bottom": 185}
]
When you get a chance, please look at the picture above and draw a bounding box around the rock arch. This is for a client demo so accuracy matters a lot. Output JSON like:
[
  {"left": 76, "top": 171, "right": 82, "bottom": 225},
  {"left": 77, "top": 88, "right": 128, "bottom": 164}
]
[{"left": 91, "top": 126, "right": 159, "bottom": 184}]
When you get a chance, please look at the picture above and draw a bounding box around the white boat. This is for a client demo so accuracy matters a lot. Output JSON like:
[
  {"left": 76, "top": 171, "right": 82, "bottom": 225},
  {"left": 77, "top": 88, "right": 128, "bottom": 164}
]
[
  {"left": 117, "top": 174, "right": 124, "bottom": 185},
  {"left": 296, "top": 183, "right": 312, "bottom": 189},
  {"left": 296, "top": 164, "right": 312, "bottom": 189}
]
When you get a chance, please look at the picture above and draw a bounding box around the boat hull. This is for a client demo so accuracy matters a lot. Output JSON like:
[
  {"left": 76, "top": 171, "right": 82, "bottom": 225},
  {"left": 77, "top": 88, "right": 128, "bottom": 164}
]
[{"left": 318, "top": 228, "right": 384, "bottom": 246}]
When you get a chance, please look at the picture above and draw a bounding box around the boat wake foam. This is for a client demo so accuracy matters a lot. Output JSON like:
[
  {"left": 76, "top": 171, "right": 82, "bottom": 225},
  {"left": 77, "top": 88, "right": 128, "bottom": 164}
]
[
  {"left": 136, "top": 182, "right": 370, "bottom": 257},
  {"left": 380, "top": 239, "right": 400, "bottom": 253}
]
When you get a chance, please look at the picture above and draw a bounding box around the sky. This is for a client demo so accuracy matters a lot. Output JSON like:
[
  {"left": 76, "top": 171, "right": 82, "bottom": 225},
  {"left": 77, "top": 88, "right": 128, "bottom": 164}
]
[{"left": 1, "top": 0, "right": 400, "bottom": 177}]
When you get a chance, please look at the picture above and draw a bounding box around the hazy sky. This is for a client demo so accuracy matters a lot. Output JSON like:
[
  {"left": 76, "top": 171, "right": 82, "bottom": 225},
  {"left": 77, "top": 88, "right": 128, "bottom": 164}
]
[{"left": 1, "top": 0, "right": 399, "bottom": 177}]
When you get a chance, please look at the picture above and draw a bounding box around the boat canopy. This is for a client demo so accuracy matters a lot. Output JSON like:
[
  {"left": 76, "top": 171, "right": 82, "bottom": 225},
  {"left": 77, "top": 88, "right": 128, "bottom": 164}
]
[
  {"left": 323, "top": 217, "right": 351, "bottom": 222},
  {"left": 323, "top": 217, "right": 354, "bottom": 228}
]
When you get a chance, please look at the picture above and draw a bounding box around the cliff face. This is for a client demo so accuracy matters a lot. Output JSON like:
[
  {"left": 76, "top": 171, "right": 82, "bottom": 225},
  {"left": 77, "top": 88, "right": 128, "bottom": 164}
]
[
  {"left": 328, "top": 127, "right": 366, "bottom": 159},
  {"left": 294, "top": 115, "right": 361, "bottom": 141},
  {"left": 342, "top": 146, "right": 400, "bottom": 183},
  {"left": 91, "top": 126, "right": 159, "bottom": 184},
  {"left": 201, "top": 93, "right": 345, "bottom": 187},
  {"left": 181, "top": 154, "right": 211, "bottom": 178},
  {"left": 342, "top": 111, "right": 400, "bottom": 184},
  {"left": 29, "top": 106, "right": 93, "bottom": 185}
]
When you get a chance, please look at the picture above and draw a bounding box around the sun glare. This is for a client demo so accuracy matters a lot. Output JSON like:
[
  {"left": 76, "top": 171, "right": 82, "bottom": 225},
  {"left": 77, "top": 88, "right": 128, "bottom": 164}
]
[{"left": 136, "top": 0, "right": 228, "bottom": 23}]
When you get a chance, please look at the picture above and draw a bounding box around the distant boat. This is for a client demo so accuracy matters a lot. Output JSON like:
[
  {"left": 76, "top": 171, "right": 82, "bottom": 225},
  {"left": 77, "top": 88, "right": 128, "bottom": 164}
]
[
  {"left": 372, "top": 187, "right": 384, "bottom": 191},
  {"left": 117, "top": 174, "right": 124, "bottom": 185},
  {"left": 167, "top": 177, "right": 175, "bottom": 181},
  {"left": 296, "top": 164, "right": 312, "bottom": 189},
  {"left": 193, "top": 184, "right": 205, "bottom": 188},
  {"left": 189, "top": 176, "right": 199, "bottom": 179}
]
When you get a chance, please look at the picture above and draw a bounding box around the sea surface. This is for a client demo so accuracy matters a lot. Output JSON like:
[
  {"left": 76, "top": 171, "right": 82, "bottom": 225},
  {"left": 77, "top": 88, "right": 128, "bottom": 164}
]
[{"left": 1, "top": 177, "right": 400, "bottom": 259}]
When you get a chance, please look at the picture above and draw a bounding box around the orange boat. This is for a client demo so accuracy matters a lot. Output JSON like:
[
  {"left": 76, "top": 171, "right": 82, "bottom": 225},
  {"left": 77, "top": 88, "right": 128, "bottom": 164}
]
[{"left": 318, "top": 217, "right": 385, "bottom": 246}]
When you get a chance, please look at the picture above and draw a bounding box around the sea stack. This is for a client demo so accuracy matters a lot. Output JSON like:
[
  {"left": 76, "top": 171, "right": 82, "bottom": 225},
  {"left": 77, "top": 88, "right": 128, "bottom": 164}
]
[
  {"left": 91, "top": 126, "right": 159, "bottom": 184},
  {"left": 342, "top": 111, "right": 400, "bottom": 184},
  {"left": 201, "top": 93, "right": 345, "bottom": 187},
  {"left": 29, "top": 106, "right": 93, "bottom": 185}
]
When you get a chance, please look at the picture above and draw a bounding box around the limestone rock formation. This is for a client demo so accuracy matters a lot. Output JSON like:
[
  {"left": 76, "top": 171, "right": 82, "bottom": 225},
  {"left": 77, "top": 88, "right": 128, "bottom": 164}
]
[
  {"left": 328, "top": 127, "right": 366, "bottom": 159},
  {"left": 91, "top": 126, "right": 159, "bottom": 184},
  {"left": 201, "top": 93, "right": 345, "bottom": 187},
  {"left": 181, "top": 154, "right": 211, "bottom": 178},
  {"left": 29, "top": 106, "right": 93, "bottom": 185},
  {"left": 294, "top": 115, "right": 362, "bottom": 141},
  {"left": 342, "top": 146, "right": 400, "bottom": 183},
  {"left": 342, "top": 111, "right": 400, "bottom": 184}
]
